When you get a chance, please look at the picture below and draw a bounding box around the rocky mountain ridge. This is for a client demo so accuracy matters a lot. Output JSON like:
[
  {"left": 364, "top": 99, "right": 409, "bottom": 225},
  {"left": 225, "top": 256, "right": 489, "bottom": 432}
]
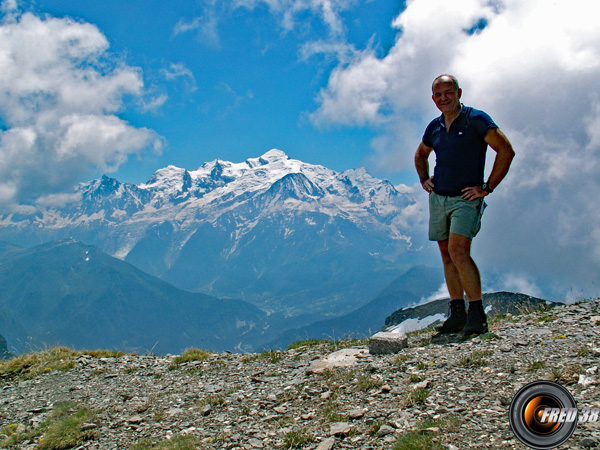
[
  {"left": 383, "top": 292, "right": 558, "bottom": 334},
  {"left": 1, "top": 298, "right": 599, "bottom": 449}
]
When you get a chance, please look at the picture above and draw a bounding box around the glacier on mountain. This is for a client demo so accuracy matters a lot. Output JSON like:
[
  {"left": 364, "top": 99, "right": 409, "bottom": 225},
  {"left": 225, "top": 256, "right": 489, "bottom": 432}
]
[{"left": 0, "top": 149, "right": 428, "bottom": 316}]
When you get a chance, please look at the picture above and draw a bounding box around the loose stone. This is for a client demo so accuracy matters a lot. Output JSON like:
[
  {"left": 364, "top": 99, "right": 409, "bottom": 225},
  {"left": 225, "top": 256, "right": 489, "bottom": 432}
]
[{"left": 1, "top": 299, "right": 600, "bottom": 449}]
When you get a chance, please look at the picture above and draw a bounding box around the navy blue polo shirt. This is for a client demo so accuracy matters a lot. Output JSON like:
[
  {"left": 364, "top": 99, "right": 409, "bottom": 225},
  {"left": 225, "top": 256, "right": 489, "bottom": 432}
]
[{"left": 422, "top": 106, "right": 497, "bottom": 196}]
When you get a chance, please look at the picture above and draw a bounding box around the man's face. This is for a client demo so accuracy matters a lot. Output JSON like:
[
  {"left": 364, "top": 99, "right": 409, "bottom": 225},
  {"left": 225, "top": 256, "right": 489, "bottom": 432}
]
[{"left": 432, "top": 80, "right": 462, "bottom": 114}]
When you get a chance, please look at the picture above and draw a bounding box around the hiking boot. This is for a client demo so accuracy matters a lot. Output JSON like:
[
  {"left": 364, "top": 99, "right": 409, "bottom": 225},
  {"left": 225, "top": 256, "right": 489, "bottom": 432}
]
[
  {"left": 459, "top": 302, "right": 488, "bottom": 338},
  {"left": 436, "top": 300, "right": 467, "bottom": 334}
]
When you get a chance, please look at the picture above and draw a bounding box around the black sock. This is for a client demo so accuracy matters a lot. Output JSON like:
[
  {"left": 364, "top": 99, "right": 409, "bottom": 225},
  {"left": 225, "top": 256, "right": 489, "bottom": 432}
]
[{"left": 450, "top": 299, "right": 465, "bottom": 306}]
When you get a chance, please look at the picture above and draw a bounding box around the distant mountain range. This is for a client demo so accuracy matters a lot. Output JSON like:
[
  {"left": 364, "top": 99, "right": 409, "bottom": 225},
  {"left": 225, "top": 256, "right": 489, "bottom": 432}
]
[
  {"left": 0, "top": 239, "right": 558, "bottom": 355},
  {"left": 266, "top": 276, "right": 558, "bottom": 349},
  {"left": 0, "top": 239, "right": 445, "bottom": 354},
  {"left": 0, "top": 149, "right": 427, "bottom": 317},
  {"left": 267, "top": 266, "right": 444, "bottom": 349},
  {"left": 0, "top": 150, "right": 558, "bottom": 355},
  {"left": 0, "top": 240, "right": 268, "bottom": 355}
]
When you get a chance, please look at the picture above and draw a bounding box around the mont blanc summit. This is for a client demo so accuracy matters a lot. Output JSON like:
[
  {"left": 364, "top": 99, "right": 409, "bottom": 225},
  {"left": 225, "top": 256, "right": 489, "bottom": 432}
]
[{"left": 0, "top": 150, "right": 424, "bottom": 316}]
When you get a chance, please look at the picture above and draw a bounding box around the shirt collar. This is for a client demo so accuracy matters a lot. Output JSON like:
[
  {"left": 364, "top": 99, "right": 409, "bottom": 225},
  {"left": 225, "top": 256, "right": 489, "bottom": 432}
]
[{"left": 439, "top": 103, "right": 465, "bottom": 127}]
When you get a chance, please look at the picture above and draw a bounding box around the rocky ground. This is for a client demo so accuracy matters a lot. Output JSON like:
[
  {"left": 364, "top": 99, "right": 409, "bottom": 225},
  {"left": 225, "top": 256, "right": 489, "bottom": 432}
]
[{"left": 1, "top": 299, "right": 600, "bottom": 449}]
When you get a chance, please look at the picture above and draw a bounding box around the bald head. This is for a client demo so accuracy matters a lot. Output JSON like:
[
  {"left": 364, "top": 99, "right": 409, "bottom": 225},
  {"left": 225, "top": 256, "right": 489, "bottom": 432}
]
[
  {"left": 432, "top": 74, "right": 460, "bottom": 92},
  {"left": 431, "top": 74, "right": 462, "bottom": 115}
]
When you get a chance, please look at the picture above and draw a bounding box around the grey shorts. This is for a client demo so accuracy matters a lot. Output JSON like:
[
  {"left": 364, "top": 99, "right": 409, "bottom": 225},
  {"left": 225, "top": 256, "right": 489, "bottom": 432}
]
[{"left": 428, "top": 192, "right": 486, "bottom": 241}]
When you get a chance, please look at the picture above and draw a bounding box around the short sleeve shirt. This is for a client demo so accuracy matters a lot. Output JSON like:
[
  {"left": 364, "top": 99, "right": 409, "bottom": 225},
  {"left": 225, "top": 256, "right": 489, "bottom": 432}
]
[{"left": 422, "top": 106, "right": 498, "bottom": 196}]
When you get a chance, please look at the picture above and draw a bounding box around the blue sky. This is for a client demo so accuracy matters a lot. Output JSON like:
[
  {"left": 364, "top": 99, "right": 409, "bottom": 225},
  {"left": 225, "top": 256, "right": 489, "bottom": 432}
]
[
  {"left": 1, "top": 0, "right": 600, "bottom": 300},
  {"left": 17, "top": 0, "right": 404, "bottom": 185}
]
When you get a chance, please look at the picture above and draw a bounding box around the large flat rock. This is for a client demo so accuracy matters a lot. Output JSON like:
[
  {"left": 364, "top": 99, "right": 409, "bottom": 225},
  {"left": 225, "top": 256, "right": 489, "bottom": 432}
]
[
  {"left": 306, "top": 348, "right": 369, "bottom": 374},
  {"left": 368, "top": 331, "right": 408, "bottom": 355}
]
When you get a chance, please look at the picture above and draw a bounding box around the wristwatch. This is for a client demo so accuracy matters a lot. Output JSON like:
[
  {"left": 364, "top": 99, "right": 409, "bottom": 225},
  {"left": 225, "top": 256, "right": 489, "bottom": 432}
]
[{"left": 481, "top": 182, "right": 494, "bottom": 193}]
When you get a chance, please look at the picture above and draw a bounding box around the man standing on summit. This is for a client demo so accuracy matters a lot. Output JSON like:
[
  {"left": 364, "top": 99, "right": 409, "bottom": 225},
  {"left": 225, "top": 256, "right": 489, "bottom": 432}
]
[{"left": 414, "top": 74, "right": 515, "bottom": 337}]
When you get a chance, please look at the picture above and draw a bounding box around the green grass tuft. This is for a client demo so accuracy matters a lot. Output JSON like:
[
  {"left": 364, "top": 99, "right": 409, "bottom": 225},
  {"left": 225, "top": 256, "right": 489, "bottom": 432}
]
[
  {"left": 282, "top": 429, "right": 312, "bottom": 449},
  {"left": 286, "top": 339, "right": 331, "bottom": 350},
  {"left": 402, "top": 388, "right": 430, "bottom": 407},
  {"left": 131, "top": 435, "right": 204, "bottom": 450},
  {"left": 242, "top": 349, "right": 284, "bottom": 364},
  {"left": 392, "top": 430, "right": 444, "bottom": 450},
  {"left": 0, "top": 347, "right": 131, "bottom": 380},
  {"left": 457, "top": 350, "right": 493, "bottom": 367},
  {"left": 357, "top": 374, "right": 384, "bottom": 391},
  {"left": 392, "top": 416, "right": 461, "bottom": 450},
  {"left": 171, "top": 348, "right": 212, "bottom": 365},
  {"left": 0, "top": 401, "right": 97, "bottom": 450},
  {"left": 528, "top": 360, "right": 546, "bottom": 372},
  {"left": 38, "top": 402, "right": 97, "bottom": 450}
]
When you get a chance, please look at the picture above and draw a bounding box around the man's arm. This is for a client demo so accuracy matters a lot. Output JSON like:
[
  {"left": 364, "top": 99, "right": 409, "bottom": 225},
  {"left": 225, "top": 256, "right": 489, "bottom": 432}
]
[
  {"left": 461, "top": 128, "right": 515, "bottom": 200},
  {"left": 484, "top": 128, "right": 515, "bottom": 190},
  {"left": 415, "top": 141, "right": 435, "bottom": 193}
]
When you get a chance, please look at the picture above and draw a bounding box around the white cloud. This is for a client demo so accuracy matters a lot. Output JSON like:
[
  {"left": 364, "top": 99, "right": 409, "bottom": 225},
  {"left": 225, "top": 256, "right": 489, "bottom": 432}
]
[
  {"left": 420, "top": 282, "right": 449, "bottom": 304},
  {"left": 159, "top": 63, "right": 197, "bottom": 99},
  {"left": 392, "top": 187, "right": 427, "bottom": 231},
  {"left": 35, "top": 191, "right": 82, "bottom": 208},
  {"left": 139, "top": 94, "right": 169, "bottom": 113},
  {"left": 299, "top": 39, "right": 357, "bottom": 64},
  {"left": 175, "top": 0, "right": 357, "bottom": 46},
  {"left": 311, "top": 0, "right": 600, "bottom": 299},
  {"left": 1, "top": 0, "right": 16, "bottom": 17},
  {"left": 162, "top": 63, "right": 196, "bottom": 84},
  {"left": 498, "top": 274, "right": 543, "bottom": 299},
  {"left": 0, "top": 10, "right": 162, "bottom": 206},
  {"left": 174, "top": 10, "right": 221, "bottom": 47},
  {"left": 564, "top": 288, "right": 592, "bottom": 305},
  {"left": 312, "top": 52, "right": 392, "bottom": 127},
  {"left": 233, "top": 0, "right": 355, "bottom": 35}
]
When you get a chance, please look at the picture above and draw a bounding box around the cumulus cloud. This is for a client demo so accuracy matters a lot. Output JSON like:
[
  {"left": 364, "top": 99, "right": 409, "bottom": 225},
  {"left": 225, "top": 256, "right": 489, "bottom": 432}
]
[
  {"left": 311, "top": 0, "right": 600, "bottom": 300},
  {"left": 0, "top": 9, "right": 162, "bottom": 207},
  {"left": 420, "top": 282, "right": 449, "bottom": 305},
  {"left": 498, "top": 274, "right": 543, "bottom": 299}
]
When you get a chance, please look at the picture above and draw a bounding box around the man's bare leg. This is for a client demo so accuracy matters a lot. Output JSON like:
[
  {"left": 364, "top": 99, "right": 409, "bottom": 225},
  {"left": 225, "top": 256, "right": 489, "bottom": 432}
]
[
  {"left": 446, "top": 233, "right": 482, "bottom": 302},
  {"left": 437, "top": 239, "right": 465, "bottom": 300},
  {"left": 444, "top": 232, "right": 488, "bottom": 335},
  {"left": 437, "top": 234, "right": 488, "bottom": 335},
  {"left": 436, "top": 239, "right": 467, "bottom": 333}
]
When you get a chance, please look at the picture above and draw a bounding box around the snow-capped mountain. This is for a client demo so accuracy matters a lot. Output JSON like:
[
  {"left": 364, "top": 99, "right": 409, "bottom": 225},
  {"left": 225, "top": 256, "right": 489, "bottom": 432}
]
[{"left": 0, "top": 149, "right": 425, "bottom": 317}]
